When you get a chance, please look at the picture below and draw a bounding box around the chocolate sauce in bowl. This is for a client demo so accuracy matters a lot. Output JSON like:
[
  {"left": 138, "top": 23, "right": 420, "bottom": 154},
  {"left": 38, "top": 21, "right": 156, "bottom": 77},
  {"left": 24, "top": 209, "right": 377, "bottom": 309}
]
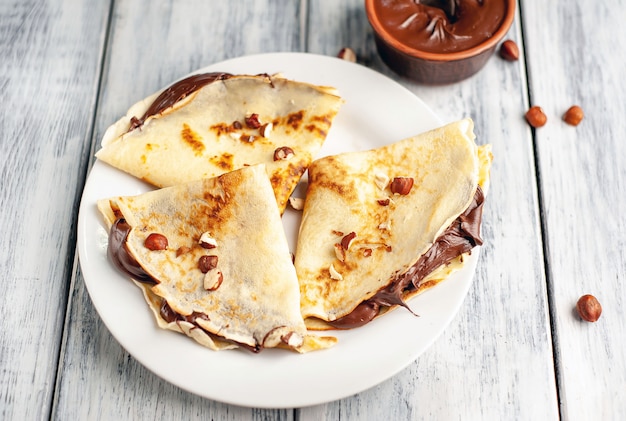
[{"left": 373, "top": 0, "right": 508, "bottom": 53}]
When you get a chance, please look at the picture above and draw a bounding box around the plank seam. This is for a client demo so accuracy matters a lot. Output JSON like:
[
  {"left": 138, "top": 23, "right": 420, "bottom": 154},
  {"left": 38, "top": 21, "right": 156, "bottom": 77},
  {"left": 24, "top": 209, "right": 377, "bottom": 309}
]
[
  {"left": 48, "top": 0, "right": 116, "bottom": 419},
  {"left": 518, "top": 0, "right": 563, "bottom": 419}
]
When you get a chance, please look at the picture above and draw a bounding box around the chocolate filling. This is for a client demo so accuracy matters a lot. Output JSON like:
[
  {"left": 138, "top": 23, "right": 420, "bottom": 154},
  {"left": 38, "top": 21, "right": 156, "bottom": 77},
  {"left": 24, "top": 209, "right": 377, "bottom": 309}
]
[
  {"left": 107, "top": 218, "right": 263, "bottom": 352},
  {"left": 128, "top": 72, "right": 233, "bottom": 131},
  {"left": 108, "top": 218, "right": 158, "bottom": 285},
  {"left": 327, "top": 186, "right": 485, "bottom": 329}
]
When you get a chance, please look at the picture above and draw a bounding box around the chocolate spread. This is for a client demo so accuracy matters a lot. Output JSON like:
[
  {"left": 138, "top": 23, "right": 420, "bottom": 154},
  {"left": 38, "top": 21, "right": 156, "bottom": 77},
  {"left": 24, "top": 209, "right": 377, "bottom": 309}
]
[
  {"left": 328, "top": 186, "right": 485, "bottom": 329},
  {"left": 108, "top": 218, "right": 265, "bottom": 352},
  {"left": 128, "top": 72, "right": 233, "bottom": 131},
  {"left": 373, "top": 0, "right": 507, "bottom": 53},
  {"left": 108, "top": 219, "right": 158, "bottom": 285}
]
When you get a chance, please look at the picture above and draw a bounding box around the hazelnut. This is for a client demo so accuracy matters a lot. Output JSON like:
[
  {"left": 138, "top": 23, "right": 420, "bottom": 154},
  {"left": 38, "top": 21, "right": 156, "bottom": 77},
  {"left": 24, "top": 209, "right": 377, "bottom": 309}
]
[
  {"left": 259, "top": 122, "right": 273, "bottom": 138},
  {"left": 144, "top": 233, "right": 168, "bottom": 251},
  {"left": 340, "top": 232, "right": 357, "bottom": 250},
  {"left": 199, "top": 232, "right": 217, "bottom": 249},
  {"left": 363, "top": 248, "right": 373, "bottom": 257},
  {"left": 377, "top": 198, "right": 390, "bottom": 206},
  {"left": 329, "top": 263, "right": 343, "bottom": 281},
  {"left": 231, "top": 120, "right": 243, "bottom": 130},
  {"left": 499, "top": 40, "right": 519, "bottom": 61},
  {"left": 288, "top": 196, "right": 304, "bottom": 210},
  {"left": 273, "top": 146, "right": 295, "bottom": 161},
  {"left": 203, "top": 269, "right": 223, "bottom": 291},
  {"left": 198, "top": 255, "right": 218, "bottom": 273},
  {"left": 241, "top": 134, "right": 256, "bottom": 143},
  {"left": 525, "top": 106, "right": 547, "bottom": 128},
  {"left": 337, "top": 47, "right": 357, "bottom": 62},
  {"left": 576, "top": 294, "right": 602, "bottom": 322},
  {"left": 245, "top": 113, "right": 262, "bottom": 129},
  {"left": 563, "top": 105, "right": 584, "bottom": 126},
  {"left": 374, "top": 172, "right": 389, "bottom": 190},
  {"left": 390, "top": 177, "right": 414, "bottom": 195}
]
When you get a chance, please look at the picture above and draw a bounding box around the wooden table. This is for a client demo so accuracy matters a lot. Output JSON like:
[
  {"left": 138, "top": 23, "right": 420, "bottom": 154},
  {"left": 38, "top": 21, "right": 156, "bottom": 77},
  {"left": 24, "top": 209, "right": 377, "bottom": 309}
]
[{"left": 2, "top": 1, "right": 624, "bottom": 419}]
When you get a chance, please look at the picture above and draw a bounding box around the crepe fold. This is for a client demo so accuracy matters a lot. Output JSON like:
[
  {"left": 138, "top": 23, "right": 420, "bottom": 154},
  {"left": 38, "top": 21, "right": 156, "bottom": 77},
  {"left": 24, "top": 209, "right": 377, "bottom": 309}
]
[
  {"left": 96, "top": 73, "right": 342, "bottom": 213},
  {"left": 294, "top": 119, "right": 492, "bottom": 329},
  {"left": 98, "top": 164, "right": 336, "bottom": 352}
]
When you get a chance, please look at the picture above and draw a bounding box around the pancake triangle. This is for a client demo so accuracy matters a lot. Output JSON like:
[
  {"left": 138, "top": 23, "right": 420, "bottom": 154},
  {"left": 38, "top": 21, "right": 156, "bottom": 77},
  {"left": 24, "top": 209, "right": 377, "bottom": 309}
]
[
  {"left": 294, "top": 118, "right": 492, "bottom": 329},
  {"left": 98, "top": 164, "right": 336, "bottom": 352},
  {"left": 95, "top": 73, "right": 342, "bottom": 214}
]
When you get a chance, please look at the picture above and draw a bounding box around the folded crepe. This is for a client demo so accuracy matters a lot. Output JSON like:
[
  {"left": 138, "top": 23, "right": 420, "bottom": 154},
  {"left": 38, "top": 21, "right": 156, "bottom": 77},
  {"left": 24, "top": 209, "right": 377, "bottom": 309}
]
[
  {"left": 98, "top": 164, "right": 336, "bottom": 352},
  {"left": 96, "top": 73, "right": 342, "bottom": 213},
  {"left": 294, "top": 119, "right": 492, "bottom": 329}
]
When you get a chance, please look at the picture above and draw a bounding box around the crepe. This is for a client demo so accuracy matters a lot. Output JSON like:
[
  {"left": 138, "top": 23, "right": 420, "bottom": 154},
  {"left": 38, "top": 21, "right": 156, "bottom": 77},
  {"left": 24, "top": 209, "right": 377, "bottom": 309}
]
[
  {"left": 98, "top": 164, "right": 336, "bottom": 352},
  {"left": 96, "top": 73, "right": 342, "bottom": 213},
  {"left": 294, "top": 119, "right": 492, "bottom": 329}
]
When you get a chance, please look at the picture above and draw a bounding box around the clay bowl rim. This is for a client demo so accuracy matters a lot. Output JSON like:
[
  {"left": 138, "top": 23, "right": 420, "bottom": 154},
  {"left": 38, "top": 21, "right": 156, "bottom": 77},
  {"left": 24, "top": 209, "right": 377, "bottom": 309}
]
[{"left": 365, "top": 0, "right": 517, "bottom": 62}]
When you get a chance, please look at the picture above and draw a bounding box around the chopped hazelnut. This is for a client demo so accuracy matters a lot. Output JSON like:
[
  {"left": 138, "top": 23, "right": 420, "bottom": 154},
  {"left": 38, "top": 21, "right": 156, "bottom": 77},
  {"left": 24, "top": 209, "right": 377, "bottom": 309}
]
[
  {"left": 245, "top": 113, "right": 262, "bottom": 129},
  {"left": 329, "top": 263, "right": 343, "bottom": 281},
  {"left": 340, "top": 232, "right": 357, "bottom": 250},
  {"left": 198, "top": 255, "right": 218, "bottom": 273},
  {"left": 260, "top": 122, "right": 273, "bottom": 138},
  {"left": 390, "top": 177, "right": 414, "bottom": 195},
  {"left": 337, "top": 47, "right": 357, "bottom": 62},
  {"left": 288, "top": 196, "right": 304, "bottom": 210},
  {"left": 199, "top": 232, "right": 217, "bottom": 249},
  {"left": 203, "top": 268, "right": 223, "bottom": 291},
  {"left": 273, "top": 146, "right": 295, "bottom": 161},
  {"left": 374, "top": 173, "right": 389, "bottom": 190}
]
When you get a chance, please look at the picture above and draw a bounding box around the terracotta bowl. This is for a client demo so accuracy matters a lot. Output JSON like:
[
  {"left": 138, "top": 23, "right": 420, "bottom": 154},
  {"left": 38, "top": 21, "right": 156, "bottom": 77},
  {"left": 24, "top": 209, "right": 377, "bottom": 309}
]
[{"left": 365, "top": 0, "right": 516, "bottom": 84}]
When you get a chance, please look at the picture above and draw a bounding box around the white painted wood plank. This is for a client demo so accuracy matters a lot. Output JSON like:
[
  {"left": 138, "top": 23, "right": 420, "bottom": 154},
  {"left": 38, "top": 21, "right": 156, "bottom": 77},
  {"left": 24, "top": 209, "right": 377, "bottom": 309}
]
[
  {"left": 53, "top": 0, "right": 303, "bottom": 419},
  {"left": 522, "top": 0, "right": 626, "bottom": 419},
  {"left": 0, "top": 0, "right": 110, "bottom": 419},
  {"left": 300, "top": 1, "right": 559, "bottom": 419}
]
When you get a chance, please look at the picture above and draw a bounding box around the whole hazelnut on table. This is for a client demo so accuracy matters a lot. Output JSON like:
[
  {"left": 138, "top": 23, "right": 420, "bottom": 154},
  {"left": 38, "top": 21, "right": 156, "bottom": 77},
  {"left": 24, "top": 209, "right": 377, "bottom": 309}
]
[
  {"left": 499, "top": 40, "right": 519, "bottom": 61},
  {"left": 525, "top": 106, "right": 547, "bottom": 128},
  {"left": 576, "top": 294, "right": 602, "bottom": 322},
  {"left": 563, "top": 105, "right": 584, "bottom": 126}
]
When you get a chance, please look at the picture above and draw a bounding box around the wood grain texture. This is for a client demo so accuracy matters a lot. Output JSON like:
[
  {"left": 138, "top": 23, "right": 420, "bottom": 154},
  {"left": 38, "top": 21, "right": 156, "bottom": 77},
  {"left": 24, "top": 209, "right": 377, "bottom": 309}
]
[
  {"left": 52, "top": 0, "right": 303, "bottom": 419},
  {"left": 522, "top": 0, "right": 626, "bottom": 419},
  {"left": 0, "top": 0, "right": 110, "bottom": 419},
  {"left": 4, "top": 0, "right": 620, "bottom": 419},
  {"left": 301, "top": 0, "right": 560, "bottom": 419}
]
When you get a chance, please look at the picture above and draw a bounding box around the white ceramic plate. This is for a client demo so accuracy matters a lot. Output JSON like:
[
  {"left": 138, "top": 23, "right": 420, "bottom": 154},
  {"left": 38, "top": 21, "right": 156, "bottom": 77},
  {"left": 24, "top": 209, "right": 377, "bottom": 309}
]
[{"left": 77, "top": 52, "right": 479, "bottom": 408}]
